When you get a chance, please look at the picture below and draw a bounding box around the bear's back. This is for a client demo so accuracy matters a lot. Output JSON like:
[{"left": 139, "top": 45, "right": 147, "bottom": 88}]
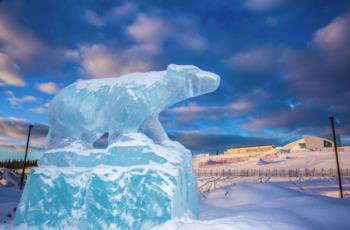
[{"left": 48, "top": 71, "right": 167, "bottom": 133}]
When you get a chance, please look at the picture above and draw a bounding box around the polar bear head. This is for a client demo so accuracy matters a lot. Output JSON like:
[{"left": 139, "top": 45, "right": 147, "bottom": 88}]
[{"left": 166, "top": 64, "right": 220, "bottom": 98}]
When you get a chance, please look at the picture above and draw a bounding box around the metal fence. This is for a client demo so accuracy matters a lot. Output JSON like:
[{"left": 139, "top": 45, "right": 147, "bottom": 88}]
[{"left": 195, "top": 168, "right": 350, "bottom": 178}]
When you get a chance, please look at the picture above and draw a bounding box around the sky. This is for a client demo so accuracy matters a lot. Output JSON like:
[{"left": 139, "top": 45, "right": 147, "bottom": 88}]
[{"left": 0, "top": 0, "right": 350, "bottom": 159}]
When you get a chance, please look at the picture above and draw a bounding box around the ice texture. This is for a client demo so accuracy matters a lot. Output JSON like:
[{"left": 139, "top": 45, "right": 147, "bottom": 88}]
[
  {"left": 13, "top": 64, "right": 220, "bottom": 229},
  {"left": 45, "top": 64, "right": 220, "bottom": 149},
  {"left": 14, "top": 134, "right": 198, "bottom": 229}
]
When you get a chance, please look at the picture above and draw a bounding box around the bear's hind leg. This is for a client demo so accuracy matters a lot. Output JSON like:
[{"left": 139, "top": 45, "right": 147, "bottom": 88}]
[
  {"left": 108, "top": 130, "right": 121, "bottom": 145},
  {"left": 45, "top": 127, "right": 80, "bottom": 150},
  {"left": 81, "top": 132, "right": 104, "bottom": 149}
]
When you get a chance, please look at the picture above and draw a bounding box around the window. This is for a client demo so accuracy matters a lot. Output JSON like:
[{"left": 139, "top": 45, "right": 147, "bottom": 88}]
[{"left": 324, "top": 140, "right": 332, "bottom": 147}]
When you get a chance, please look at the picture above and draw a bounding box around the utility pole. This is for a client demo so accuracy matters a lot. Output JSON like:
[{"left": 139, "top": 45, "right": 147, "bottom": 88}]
[
  {"left": 329, "top": 117, "right": 343, "bottom": 198},
  {"left": 19, "top": 124, "right": 33, "bottom": 190}
]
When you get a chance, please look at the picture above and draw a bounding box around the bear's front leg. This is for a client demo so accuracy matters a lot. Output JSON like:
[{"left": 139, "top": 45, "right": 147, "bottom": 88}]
[{"left": 139, "top": 116, "right": 169, "bottom": 144}]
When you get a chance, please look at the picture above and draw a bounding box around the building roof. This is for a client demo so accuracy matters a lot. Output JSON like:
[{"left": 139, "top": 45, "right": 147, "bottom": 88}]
[{"left": 226, "top": 144, "right": 275, "bottom": 149}]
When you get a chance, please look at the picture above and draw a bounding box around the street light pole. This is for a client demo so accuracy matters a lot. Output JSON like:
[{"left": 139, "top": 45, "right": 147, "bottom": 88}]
[
  {"left": 19, "top": 124, "right": 33, "bottom": 190},
  {"left": 329, "top": 117, "right": 343, "bottom": 198}
]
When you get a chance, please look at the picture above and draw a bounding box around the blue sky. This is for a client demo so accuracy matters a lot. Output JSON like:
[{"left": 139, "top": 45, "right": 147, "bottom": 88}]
[{"left": 1, "top": 0, "right": 350, "bottom": 158}]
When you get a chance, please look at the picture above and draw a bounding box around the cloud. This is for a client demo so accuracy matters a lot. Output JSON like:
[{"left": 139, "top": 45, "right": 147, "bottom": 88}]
[
  {"left": 0, "top": 12, "right": 45, "bottom": 63},
  {"left": 84, "top": 10, "right": 106, "bottom": 27},
  {"left": 126, "top": 13, "right": 207, "bottom": 55},
  {"left": 4, "top": 90, "right": 50, "bottom": 115},
  {"left": 166, "top": 89, "right": 269, "bottom": 123},
  {"left": 80, "top": 44, "right": 121, "bottom": 77},
  {"left": 108, "top": 2, "right": 138, "bottom": 19},
  {"left": 222, "top": 11, "right": 350, "bottom": 142},
  {"left": 79, "top": 43, "right": 153, "bottom": 77},
  {"left": 166, "top": 102, "right": 219, "bottom": 123},
  {"left": 35, "top": 82, "right": 59, "bottom": 94},
  {"left": 241, "top": 115, "right": 288, "bottom": 132},
  {"left": 29, "top": 102, "right": 49, "bottom": 114},
  {"left": 63, "top": 49, "right": 80, "bottom": 61},
  {"left": 0, "top": 0, "right": 348, "bottom": 151},
  {"left": 245, "top": 0, "right": 287, "bottom": 11},
  {"left": 0, "top": 52, "right": 25, "bottom": 87},
  {"left": 312, "top": 11, "right": 350, "bottom": 62},
  {"left": 223, "top": 11, "right": 350, "bottom": 141},
  {"left": 227, "top": 46, "right": 282, "bottom": 73},
  {"left": 5, "top": 90, "right": 39, "bottom": 108},
  {"left": 177, "top": 33, "right": 207, "bottom": 51},
  {"left": 0, "top": 9, "right": 79, "bottom": 81},
  {"left": 126, "top": 13, "right": 172, "bottom": 55},
  {"left": 0, "top": 141, "right": 23, "bottom": 152},
  {"left": 70, "top": 11, "right": 209, "bottom": 79},
  {"left": 169, "top": 131, "right": 283, "bottom": 153},
  {"left": 282, "top": 11, "right": 350, "bottom": 106},
  {"left": 238, "top": 99, "right": 347, "bottom": 142},
  {"left": 8, "top": 117, "right": 27, "bottom": 122},
  {"left": 173, "top": 17, "right": 207, "bottom": 51},
  {"left": 85, "top": 2, "right": 138, "bottom": 27},
  {"left": 0, "top": 119, "right": 48, "bottom": 147},
  {"left": 168, "top": 102, "right": 213, "bottom": 114}
]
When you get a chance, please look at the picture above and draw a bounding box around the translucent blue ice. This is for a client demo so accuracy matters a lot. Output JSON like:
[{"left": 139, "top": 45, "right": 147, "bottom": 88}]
[
  {"left": 45, "top": 64, "right": 220, "bottom": 149},
  {"left": 13, "top": 64, "right": 220, "bottom": 229}
]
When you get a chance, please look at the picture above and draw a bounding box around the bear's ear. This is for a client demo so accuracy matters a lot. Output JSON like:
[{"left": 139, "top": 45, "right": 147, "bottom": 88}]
[{"left": 166, "top": 64, "right": 199, "bottom": 76}]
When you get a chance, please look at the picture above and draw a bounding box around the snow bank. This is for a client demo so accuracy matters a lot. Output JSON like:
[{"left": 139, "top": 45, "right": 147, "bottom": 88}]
[
  {"left": 155, "top": 183, "right": 350, "bottom": 230},
  {"left": 0, "top": 187, "right": 22, "bottom": 227},
  {"left": 3, "top": 181, "right": 350, "bottom": 229}
]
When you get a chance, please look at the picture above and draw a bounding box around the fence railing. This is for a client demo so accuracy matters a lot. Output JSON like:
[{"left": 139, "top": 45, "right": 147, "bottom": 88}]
[{"left": 195, "top": 168, "right": 350, "bottom": 177}]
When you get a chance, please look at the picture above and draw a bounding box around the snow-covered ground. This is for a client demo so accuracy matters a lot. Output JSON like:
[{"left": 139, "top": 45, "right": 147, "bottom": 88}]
[
  {"left": 1, "top": 174, "right": 350, "bottom": 229},
  {"left": 195, "top": 150, "right": 350, "bottom": 170},
  {"left": 154, "top": 183, "right": 350, "bottom": 229},
  {"left": 2, "top": 149, "right": 350, "bottom": 229},
  {"left": 2, "top": 182, "right": 350, "bottom": 229},
  {"left": 0, "top": 187, "right": 21, "bottom": 228},
  {"left": 197, "top": 175, "right": 350, "bottom": 197},
  {"left": 194, "top": 150, "right": 350, "bottom": 199}
]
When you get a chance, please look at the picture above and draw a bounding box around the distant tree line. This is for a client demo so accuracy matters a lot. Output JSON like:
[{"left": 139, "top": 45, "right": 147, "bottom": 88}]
[{"left": 0, "top": 160, "right": 38, "bottom": 169}]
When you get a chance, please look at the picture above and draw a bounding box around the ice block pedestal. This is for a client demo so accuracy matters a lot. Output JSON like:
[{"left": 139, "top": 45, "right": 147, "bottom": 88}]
[{"left": 13, "top": 133, "right": 198, "bottom": 229}]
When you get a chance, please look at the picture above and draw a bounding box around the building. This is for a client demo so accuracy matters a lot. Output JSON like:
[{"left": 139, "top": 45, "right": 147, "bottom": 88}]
[
  {"left": 224, "top": 144, "right": 275, "bottom": 155},
  {"left": 283, "top": 135, "right": 333, "bottom": 151},
  {"left": 336, "top": 134, "right": 342, "bottom": 147}
]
